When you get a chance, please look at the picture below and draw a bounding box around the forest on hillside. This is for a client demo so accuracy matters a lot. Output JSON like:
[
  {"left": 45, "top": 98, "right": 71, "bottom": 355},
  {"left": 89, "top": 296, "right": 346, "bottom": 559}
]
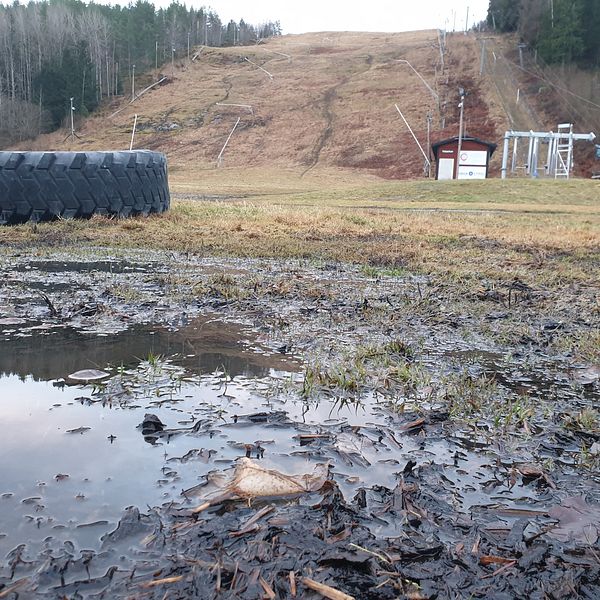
[
  {"left": 0, "top": 0, "right": 280, "bottom": 145},
  {"left": 487, "top": 0, "right": 600, "bottom": 66}
]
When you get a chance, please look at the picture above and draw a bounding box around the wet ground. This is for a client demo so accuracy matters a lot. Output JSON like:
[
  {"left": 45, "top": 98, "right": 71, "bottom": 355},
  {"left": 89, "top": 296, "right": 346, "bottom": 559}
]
[{"left": 0, "top": 247, "right": 598, "bottom": 598}]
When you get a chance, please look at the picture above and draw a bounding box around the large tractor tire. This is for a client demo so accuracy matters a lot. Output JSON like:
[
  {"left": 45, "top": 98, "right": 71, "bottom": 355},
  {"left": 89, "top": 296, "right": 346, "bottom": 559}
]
[{"left": 0, "top": 150, "right": 170, "bottom": 224}]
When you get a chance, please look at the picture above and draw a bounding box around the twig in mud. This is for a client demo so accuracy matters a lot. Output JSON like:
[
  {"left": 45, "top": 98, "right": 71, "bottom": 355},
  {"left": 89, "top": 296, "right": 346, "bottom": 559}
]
[
  {"left": 479, "top": 555, "right": 516, "bottom": 566},
  {"left": 348, "top": 542, "right": 392, "bottom": 564},
  {"left": 0, "top": 578, "right": 30, "bottom": 598},
  {"left": 230, "top": 562, "right": 239, "bottom": 591},
  {"left": 481, "top": 559, "right": 517, "bottom": 579},
  {"left": 230, "top": 504, "right": 275, "bottom": 537},
  {"left": 215, "top": 563, "right": 221, "bottom": 592},
  {"left": 140, "top": 575, "right": 185, "bottom": 588},
  {"left": 588, "top": 544, "right": 600, "bottom": 564},
  {"left": 376, "top": 573, "right": 426, "bottom": 598},
  {"left": 37, "top": 291, "right": 58, "bottom": 317},
  {"left": 191, "top": 501, "right": 212, "bottom": 514},
  {"left": 301, "top": 577, "right": 355, "bottom": 600},
  {"left": 374, "top": 577, "right": 394, "bottom": 590},
  {"left": 523, "top": 524, "right": 555, "bottom": 543},
  {"left": 289, "top": 571, "right": 297, "bottom": 596},
  {"left": 259, "top": 575, "right": 276, "bottom": 599}
]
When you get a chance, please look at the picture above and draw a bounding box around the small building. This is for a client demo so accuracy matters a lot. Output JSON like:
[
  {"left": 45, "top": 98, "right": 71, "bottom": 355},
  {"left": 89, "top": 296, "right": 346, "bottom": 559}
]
[{"left": 431, "top": 136, "right": 497, "bottom": 180}]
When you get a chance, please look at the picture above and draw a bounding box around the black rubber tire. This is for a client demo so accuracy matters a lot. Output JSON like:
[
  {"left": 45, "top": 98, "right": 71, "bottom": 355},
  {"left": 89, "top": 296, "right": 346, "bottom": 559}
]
[{"left": 0, "top": 150, "right": 170, "bottom": 224}]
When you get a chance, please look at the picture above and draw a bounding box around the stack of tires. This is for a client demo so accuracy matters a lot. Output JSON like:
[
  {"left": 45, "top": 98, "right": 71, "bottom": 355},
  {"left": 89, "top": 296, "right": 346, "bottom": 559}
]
[{"left": 0, "top": 150, "right": 170, "bottom": 224}]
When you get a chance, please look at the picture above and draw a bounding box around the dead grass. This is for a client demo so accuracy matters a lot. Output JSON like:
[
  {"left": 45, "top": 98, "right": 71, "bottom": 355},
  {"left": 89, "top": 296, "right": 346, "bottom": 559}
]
[
  {"left": 5, "top": 29, "right": 598, "bottom": 285},
  {"left": 2, "top": 178, "right": 598, "bottom": 287}
]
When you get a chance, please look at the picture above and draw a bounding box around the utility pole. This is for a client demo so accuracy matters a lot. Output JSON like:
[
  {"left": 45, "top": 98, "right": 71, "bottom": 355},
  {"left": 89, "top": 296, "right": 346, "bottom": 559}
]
[
  {"left": 456, "top": 88, "right": 466, "bottom": 179},
  {"left": 70, "top": 97, "right": 75, "bottom": 142},
  {"left": 131, "top": 64, "right": 135, "bottom": 100},
  {"left": 171, "top": 47, "right": 175, "bottom": 77},
  {"left": 187, "top": 32, "right": 190, "bottom": 60},
  {"left": 426, "top": 112, "right": 432, "bottom": 177},
  {"left": 480, "top": 39, "right": 486, "bottom": 75},
  {"left": 518, "top": 43, "right": 526, "bottom": 68},
  {"left": 465, "top": 6, "right": 469, "bottom": 33},
  {"left": 155, "top": 41, "right": 158, "bottom": 70}
]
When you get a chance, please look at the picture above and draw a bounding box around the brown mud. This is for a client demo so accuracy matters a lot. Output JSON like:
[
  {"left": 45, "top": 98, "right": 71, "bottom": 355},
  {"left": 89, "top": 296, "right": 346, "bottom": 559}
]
[{"left": 0, "top": 247, "right": 598, "bottom": 599}]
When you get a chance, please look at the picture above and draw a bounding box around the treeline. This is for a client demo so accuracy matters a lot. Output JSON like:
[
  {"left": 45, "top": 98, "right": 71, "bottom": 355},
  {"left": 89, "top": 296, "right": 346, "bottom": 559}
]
[
  {"left": 0, "top": 0, "right": 280, "bottom": 144},
  {"left": 486, "top": 0, "right": 600, "bottom": 66}
]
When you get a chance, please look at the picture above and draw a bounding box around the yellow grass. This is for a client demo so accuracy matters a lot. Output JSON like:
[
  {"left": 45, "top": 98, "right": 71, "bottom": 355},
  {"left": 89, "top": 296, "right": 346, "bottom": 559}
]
[
  {"left": 4, "top": 32, "right": 598, "bottom": 289},
  {"left": 2, "top": 177, "right": 598, "bottom": 287}
]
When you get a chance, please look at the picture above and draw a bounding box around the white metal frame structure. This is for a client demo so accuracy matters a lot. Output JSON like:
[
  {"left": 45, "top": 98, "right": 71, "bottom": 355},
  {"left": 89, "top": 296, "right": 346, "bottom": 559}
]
[{"left": 501, "top": 125, "right": 595, "bottom": 179}]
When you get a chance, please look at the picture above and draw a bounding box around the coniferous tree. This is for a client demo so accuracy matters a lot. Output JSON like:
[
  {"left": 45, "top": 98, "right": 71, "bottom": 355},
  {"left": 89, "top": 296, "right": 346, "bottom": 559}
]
[
  {"left": 487, "top": 0, "right": 520, "bottom": 32},
  {"left": 0, "top": 0, "right": 280, "bottom": 145},
  {"left": 535, "top": 0, "right": 585, "bottom": 63}
]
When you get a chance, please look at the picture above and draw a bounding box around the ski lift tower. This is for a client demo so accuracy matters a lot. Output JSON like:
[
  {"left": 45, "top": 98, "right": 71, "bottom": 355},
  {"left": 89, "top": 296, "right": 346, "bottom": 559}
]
[
  {"left": 501, "top": 124, "right": 595, "bottom": 179},
  {"left": 553, "top": 123, "right": 574, "bottom": 178}
]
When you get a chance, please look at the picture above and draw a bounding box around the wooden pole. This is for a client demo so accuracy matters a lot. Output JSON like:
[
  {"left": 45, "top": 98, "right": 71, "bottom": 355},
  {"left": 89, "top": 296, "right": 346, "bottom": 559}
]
[
  {"left": 457, "top": 92, "right": 465, "bottom": 179},
  {"left": 216, "top": 117, "right": 241, "bottom": 167},
  {"left": 108, "top": 77, "right": 167, "bottom": 119},
  {"left": 244, "top": 57, "right": 273, "bottom": 79},
  {"left": 394, "top": 104, "right": 430, "bottom": 172},
  {"left": 426, "top": 112, "right": 432, "bottom": 177},
  {"left": 479, "top": 40, "right": 486, "bottom": 75},
  {"left": 130, "top": 114, "right": 138, "bottom": 151}
]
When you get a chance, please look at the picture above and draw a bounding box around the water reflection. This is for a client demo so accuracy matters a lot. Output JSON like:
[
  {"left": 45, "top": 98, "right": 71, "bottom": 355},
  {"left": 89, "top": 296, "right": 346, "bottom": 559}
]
[{"left": 0, "top": 317, "right": 299, "bottom": 381}]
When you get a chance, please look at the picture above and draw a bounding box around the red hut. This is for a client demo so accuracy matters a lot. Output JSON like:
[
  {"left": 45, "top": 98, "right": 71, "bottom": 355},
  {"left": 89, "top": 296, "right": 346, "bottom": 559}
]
[{"left": 431, "top": 136, "right": 497, "bottom": 180}]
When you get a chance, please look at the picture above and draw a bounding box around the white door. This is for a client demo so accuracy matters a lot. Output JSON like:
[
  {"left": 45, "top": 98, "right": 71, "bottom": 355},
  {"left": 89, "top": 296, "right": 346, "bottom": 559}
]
[{"left": 438, "top": 158, "right": 454, "bottom": 180}]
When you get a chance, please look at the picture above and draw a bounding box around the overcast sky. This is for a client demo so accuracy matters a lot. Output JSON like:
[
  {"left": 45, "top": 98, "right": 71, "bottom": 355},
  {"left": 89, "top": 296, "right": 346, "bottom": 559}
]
[{"left": 199, "top": 1, "right": 490, "bottom": 34}]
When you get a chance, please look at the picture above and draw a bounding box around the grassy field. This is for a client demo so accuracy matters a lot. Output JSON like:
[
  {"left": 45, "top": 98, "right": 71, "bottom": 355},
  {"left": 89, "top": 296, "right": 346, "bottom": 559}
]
[
  {"left": 7, "top": 28, "right": 597, "bottom": 286},
  {"left": 3, "top": 173, "right": 598, "bottom": 287}
]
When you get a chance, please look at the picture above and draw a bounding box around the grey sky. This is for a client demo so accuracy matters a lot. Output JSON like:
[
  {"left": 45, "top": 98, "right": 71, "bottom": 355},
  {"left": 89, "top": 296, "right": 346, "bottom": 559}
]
[{"left": 200, "top": 1, "right": 490, "bottom": 34}]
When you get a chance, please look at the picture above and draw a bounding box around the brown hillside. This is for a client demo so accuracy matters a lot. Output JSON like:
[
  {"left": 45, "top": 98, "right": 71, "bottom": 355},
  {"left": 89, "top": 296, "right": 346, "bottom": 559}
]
[{"left": 20, "top": 30, "right": 569, "bottom": 183}]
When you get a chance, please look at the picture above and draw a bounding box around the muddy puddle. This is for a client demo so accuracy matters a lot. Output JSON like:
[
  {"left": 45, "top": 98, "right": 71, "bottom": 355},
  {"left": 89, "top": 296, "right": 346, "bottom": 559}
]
[
  {"left": 0, "top": 314, "right": 300, "bottom": 556},
  {"left": 0, "top": 250, "right": 598, "bottom": 598}
]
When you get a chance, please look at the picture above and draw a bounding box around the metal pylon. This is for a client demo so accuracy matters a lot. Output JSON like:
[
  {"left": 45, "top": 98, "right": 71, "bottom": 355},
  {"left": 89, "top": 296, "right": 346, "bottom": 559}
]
[{"left": 555, "top": 123, "right": 573, "bottom": 179}]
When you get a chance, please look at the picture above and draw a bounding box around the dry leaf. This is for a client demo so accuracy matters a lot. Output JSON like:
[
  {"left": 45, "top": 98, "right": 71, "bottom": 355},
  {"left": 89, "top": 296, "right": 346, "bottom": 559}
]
[{"left": 201, "top": 457, "right": 329, "bottom": 503}]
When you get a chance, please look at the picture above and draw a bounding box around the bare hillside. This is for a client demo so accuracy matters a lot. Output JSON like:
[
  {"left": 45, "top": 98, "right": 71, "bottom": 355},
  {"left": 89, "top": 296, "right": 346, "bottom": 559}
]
[{"left": 23, "top": 31, "right": 522, "bottom": 179}]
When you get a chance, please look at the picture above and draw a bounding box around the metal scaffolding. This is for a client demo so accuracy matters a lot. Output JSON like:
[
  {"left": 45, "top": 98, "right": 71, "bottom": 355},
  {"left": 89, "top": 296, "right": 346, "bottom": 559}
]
[{"left": 500, "top": 125, "right": 595, "bottom": 179}]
